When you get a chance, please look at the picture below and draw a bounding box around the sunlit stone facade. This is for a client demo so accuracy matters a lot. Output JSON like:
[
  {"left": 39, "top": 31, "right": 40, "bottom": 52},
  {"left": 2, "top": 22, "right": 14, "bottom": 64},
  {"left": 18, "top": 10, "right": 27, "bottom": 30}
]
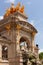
[{"left": 0, "top": 3, "right": 41, "bottom": 65}]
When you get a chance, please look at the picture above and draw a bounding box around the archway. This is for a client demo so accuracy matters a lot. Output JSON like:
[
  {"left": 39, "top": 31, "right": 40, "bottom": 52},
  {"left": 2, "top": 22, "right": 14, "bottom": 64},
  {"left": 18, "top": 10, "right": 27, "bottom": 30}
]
[
  {"left": 19, "top": 36, "right": 31, "bottom": 65},
  {"left": 19, "top": 37, "right": 31, "bottom": 51},
  {"left": 2, "top": 45, "right": 8, "bottom": 60}
]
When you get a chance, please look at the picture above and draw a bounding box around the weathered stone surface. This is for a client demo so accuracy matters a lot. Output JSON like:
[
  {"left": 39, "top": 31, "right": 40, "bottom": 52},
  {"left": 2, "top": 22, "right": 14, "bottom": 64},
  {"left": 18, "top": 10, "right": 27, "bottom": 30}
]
[{"left": 0, "top": 8, "right": 40, "bottom": 65}]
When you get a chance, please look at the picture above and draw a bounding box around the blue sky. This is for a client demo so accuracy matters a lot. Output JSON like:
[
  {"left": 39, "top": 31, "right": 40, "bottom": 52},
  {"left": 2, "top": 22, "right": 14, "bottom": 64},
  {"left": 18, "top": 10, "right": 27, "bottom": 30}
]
[{"left": 0, "top": 0, "right": 43, "bottom": 52}]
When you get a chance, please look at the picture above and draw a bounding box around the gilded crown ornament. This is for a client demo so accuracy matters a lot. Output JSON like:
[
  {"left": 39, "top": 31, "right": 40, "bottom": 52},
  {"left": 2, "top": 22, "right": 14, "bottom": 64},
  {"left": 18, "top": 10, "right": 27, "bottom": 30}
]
[{"left": 4, "top": 3, "right": 24, "bottom": 18}]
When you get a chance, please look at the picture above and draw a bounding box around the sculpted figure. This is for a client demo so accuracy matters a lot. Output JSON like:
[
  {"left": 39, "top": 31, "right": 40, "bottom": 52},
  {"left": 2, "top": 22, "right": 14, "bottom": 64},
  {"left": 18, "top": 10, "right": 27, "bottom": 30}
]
[
  {"left": 20, "top": 5, "right": 24, "bottom": 13},
  {"left": 16, "top": 2, "right": 20, "bottom": 11}
]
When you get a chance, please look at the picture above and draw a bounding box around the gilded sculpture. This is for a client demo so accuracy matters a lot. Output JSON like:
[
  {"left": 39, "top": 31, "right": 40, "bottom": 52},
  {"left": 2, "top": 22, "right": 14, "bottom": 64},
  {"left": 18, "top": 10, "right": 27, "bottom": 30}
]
[{"left": 4, "top": 3, "right": 24, "bottom": 18}]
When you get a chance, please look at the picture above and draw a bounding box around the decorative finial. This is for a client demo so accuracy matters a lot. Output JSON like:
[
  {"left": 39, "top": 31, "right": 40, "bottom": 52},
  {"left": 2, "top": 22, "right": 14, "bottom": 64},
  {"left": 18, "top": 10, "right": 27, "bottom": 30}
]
[
  {"left": 4, "top": 2, "right": 25, "bottom": 18},
  {"left": 16, "top": 2, "right": 21, "bottom": 11},
  {"left": 4, "top": 8, "right": 11, "bottom": 18},
  {"left": 11, "top": 3, "right": 14, "bottom": 8},
  {"left": 17, "top": 2, "right": 21, "bottom": 7},
  {"left": 20, "top": 5, "right": 24, "bottom": 13},
  {"left": 10, "top": 3, "right": 16, "bottom": 13}
]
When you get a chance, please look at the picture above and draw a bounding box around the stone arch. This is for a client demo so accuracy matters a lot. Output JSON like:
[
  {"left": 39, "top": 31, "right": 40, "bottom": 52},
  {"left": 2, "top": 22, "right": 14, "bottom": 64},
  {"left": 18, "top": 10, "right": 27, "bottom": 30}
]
[
  {"left": 2, "top": 45, "right": 8, "bottom": 60},
  {"left": 19, "top": 36, "right": 31, "bottom": 50},
  {"left": 19, "top": 36, "right": 31, "bottom": 65}
]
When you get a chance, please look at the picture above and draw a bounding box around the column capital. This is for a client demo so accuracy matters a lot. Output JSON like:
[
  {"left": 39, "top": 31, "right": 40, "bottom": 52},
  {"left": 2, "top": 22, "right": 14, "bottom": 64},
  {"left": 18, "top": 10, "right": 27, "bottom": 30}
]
[{"left": 16, "top": 25, "right": 21, "bottom": 30}]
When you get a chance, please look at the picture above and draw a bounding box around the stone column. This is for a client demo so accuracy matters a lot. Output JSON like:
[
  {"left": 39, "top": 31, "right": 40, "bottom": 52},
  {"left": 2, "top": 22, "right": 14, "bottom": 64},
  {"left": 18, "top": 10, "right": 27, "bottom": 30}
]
[
  {"left": 8, "top": 25, "right": 21, "bottom": 65},
  {"left": 16, "top": 25, "right": 21, "bottom": 65},
  {"left": 8, "top": 43, "right": 16, "bottom": 65},
  {"left": 8, "top": 29, "right": 16, "bottom": 65},
  {"left": 16, "top": 25, "right": 21, "bottom": 53},
  {"left": 16, "top": 29, "right": 20, "bottom": 53},
  {"left": 31, "top": 32, "right": 35, "bottom": 53},
  {"left": 0, "top": 44, "right": 2, "bottom": 61}
]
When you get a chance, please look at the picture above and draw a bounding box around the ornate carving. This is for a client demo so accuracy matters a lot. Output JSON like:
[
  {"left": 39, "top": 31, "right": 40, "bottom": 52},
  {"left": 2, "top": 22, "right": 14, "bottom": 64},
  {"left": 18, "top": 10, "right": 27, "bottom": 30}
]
[
  {"left": 4, "top": 3, "right": 24, "bottom": 18},
  {"left": 19, "top": 6, "right": 24, "bottom": 13},
  {"left": 16, "top": 2, "right": 20, "bottom": 11},
  {"left": 16, "top": 25, "right": 21, "bottom": 30},
  {"left": 5, "top": 24, "right": 11, "bottom": 35},
  {"left": 5, "top": 24, "right": 11, "bottom": 30}
]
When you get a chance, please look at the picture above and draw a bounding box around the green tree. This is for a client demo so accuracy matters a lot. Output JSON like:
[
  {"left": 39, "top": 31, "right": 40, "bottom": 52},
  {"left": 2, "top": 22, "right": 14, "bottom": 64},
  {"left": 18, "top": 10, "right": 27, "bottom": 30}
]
[{"left": 39, "top": 52, "right": 43, "bottom": 60}]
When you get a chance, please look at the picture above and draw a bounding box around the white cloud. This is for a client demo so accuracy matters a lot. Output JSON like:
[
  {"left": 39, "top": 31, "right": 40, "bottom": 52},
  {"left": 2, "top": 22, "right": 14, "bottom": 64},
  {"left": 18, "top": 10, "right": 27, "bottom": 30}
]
[
  {"left": 5, "top": 0, "right": 15, "bottom": 3},
  {"left": 0, "top": 16, "right": 3, "bottom": 20},
  {"left": 39, "top": 49, "right": 43, "bottom": 53}
]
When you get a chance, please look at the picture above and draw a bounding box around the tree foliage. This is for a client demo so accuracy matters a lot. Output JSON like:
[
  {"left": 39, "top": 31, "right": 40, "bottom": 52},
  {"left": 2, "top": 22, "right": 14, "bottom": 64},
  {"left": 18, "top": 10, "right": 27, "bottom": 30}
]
[{"left": 39, "top": 52, "right": 43, "bottom": 60}]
